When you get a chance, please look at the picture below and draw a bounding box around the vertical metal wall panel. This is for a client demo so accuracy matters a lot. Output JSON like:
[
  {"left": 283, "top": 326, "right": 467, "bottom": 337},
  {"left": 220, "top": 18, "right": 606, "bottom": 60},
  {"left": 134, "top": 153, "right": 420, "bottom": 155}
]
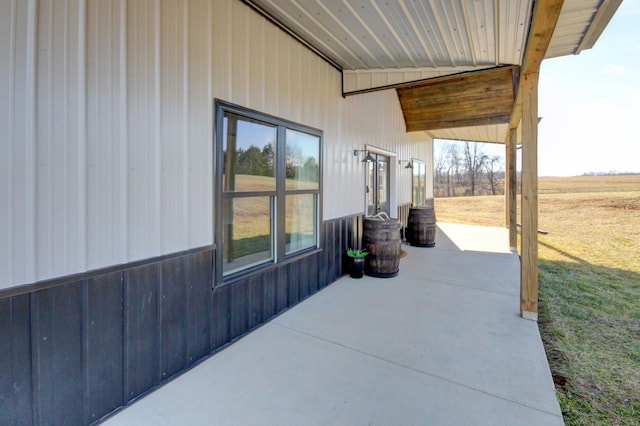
[
  {"left": 249, "top": 275, "right": 264, "bottom": 329},
  {"left": 308, "top": 252, "right": 320, "bottom": 294},
  {"left": 249, "top": 12, "right": 266, "bottom": 110},
  {"left": 289, "top": 42, "right": 303, "bottom": 123},
  {"left": 264, "top": 23, "right": 280, "bottom": 116},
  {"left": 0, "top": 295, "right": 33, "bottom": 426},
  {"left": 159, "top": 0, "right": 190, "bottom": 254},
  {"left": 32, "top": 282, "right": 84, "bottom": 425},
  {"left": 85, "top": 272, "right": 124, "bottom": 423},
  {"left": 210, "top": 284, "right": 230, "bottom": 351},
  {"left": 34, "top": 0, "right": 88, "bottom": 281},
  {"left": 211, "top": 0, "right": 231, "bottom": 102},
  {"left": 187, "top": 0, "right": 214, "bottom": 248},
  {"left": 0, "top": 0, "right": 15, "bottom": 287},
  {"left": 229, "top": 279, "right": 249, "bottom": 340},
  {"left": 324, "top": 221, "right": 338, "bottom": 281},
  {"left": 230, "top": 0, "right": 250, "bottom": 106},
  {"left": 86, "top": 0, "right": 128, "bottom": 270},
  {"left": 262, "top": 268, "right": 277, "bottom": 320},
  {"left": 126, "top": 0, "right": 162, "bottom": 262},
  {"left": 160, "top": 256, "right": 188, "bottom": 380},
  {"left": 287, "top": 261, "right": 300, "bottom": 306},
  {"left": 186, "top": 251, "right": 213, "bottom": 363},
  {"left": 2, "top": 0, "right": 39, "bottom": 289},
  {"left": 276, "top": 30, "right": 291, "bottom": 118},
  {"left": 275, "top": 265, "right": 289, "bottom": 312},
  {"left": 298, "top": 257, "right": 311, "bottom": 301},
  {"left": 124, "top": 263, "right": 161, "bottom": 402}
]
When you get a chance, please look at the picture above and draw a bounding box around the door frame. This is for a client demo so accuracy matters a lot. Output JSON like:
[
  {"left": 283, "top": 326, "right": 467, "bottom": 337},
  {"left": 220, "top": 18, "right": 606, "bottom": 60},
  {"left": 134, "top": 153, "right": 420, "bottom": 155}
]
[{"left": 364, "top": 145, "right": 397, "bottom": 218}]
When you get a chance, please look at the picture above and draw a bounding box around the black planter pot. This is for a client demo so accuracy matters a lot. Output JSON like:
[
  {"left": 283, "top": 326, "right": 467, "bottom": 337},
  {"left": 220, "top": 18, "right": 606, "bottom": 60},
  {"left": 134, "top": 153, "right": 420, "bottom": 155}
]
[{"left": 349, "top": 257, "right": 366, "bottom": 278}]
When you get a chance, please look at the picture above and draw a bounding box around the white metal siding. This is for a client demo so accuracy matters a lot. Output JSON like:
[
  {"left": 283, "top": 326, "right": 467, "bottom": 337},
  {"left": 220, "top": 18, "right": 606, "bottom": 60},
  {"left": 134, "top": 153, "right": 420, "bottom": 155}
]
[{"left": 1, "top": 0, "right": 431, "bottom": 289}]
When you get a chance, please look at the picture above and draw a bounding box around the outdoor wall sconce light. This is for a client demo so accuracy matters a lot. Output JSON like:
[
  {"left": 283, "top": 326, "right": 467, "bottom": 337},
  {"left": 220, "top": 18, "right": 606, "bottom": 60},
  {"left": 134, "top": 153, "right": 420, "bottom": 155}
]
[
  {"left": 354, "top": 149, "right": 375, "bottom": 163},
  {"left": 399, "top": 159, "right": 413, "bottom": 169}
]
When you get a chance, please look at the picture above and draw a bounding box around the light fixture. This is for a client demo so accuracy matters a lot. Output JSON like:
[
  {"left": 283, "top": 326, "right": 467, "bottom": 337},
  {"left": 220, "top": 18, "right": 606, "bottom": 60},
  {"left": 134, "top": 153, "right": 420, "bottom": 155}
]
[
  {"left": 399, "top": 160, "right": 413, "bottom": 169},
  {"left": 354, "top": 149, "right": 375, "bottom": 163}
]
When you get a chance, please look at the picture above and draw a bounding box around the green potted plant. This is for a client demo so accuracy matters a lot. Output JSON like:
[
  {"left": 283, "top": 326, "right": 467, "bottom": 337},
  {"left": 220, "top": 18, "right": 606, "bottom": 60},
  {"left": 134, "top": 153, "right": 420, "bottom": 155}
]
[{"left": 347, "top": 248, "right": 368, "bottom": 278}]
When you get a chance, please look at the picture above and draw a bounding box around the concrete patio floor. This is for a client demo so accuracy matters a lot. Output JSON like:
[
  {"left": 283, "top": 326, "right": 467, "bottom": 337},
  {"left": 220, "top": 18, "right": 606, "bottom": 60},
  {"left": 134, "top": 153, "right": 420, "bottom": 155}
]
[{"left": 103, "top": 223, "right": 563, "bottom": 426}]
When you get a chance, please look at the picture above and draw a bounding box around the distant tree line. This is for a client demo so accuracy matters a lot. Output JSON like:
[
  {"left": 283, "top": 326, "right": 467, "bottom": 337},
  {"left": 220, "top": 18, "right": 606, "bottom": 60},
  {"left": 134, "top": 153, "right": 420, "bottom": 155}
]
[
  {"left": 581, "top": 171, "right": 640, "bottom": 176},
  {"left": 434, "top": 141, "right": 505, "bottom": 197},
  {"left": 227, "top": 143, "right": 319, "bottom": 182}
]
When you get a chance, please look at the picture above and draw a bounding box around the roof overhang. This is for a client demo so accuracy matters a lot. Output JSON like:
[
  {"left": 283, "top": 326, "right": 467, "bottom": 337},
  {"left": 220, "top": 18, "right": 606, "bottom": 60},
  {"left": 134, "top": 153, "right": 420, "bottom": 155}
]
[{"left": 243, "top": 0, "right": 622, "bottom": 144}]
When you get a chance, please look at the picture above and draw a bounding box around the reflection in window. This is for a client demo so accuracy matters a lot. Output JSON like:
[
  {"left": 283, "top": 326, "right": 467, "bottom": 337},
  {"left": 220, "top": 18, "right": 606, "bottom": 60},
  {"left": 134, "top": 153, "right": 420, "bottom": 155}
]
[
  {"left": 286, "top": 193, "right": 317, "bottom": 255},
  {"left": 223, "top": 113, "right": 276, "bottom": 192},
  {"left": 222, "top": 196, "right": 273, "bottom": 275},
  {"left": 285, "top": 129, "right": 320, "bottom": 190}
]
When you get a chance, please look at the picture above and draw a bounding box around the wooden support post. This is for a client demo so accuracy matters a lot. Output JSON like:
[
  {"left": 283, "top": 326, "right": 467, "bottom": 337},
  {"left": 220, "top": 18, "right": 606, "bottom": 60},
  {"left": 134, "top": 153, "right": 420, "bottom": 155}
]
[
  {"left": 506, "top": 127, "right": 518, "bottom": 250},
  {"left": 520, "top": 72, "right": 539, "bottom": 321},
  {"left": 510, "top": 0, "right": 563, "bottom": 320}
]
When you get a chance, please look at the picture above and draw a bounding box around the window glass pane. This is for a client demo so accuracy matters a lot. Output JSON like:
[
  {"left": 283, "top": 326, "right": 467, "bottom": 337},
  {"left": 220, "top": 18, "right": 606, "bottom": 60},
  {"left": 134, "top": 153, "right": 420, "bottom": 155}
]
[
  {"left": 285, "top": 129, "right": 320, "bottom": 190},
  {"left": 366, "top": 161, "right": 375, "bottom": 216},
  {"left": 412, "top": 160, "right": 426, "bottom": 207},
  {"left": 419, "top": 162, "right": 426, "bottom": 205},
  {"left": 286, "top": 193, "right": 317, "bottom": 255},
  {"left": 223, "top": 113, "right": 277, "bottom": 192},
  {"left": 222, "top": 196, "right": 273, "bottom": 275},
  {"left": 377, "top": 156, "right": 389, "bottom": 215}
]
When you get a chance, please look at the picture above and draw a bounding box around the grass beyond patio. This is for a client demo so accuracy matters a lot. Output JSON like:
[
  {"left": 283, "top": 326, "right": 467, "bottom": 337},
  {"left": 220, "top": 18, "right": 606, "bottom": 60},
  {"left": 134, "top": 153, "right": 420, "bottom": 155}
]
[{"left": 434, "top": 175, "right": 640, "bottom": 425}]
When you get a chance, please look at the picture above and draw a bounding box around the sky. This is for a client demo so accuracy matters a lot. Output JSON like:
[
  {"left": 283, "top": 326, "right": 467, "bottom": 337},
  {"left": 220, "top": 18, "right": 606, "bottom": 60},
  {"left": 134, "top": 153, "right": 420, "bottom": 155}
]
[
  {"left": 537, "top": 0, "right": 640, "bottom": 176},
  {"left": 436, "top": 0, "right": 640, "bottom": 177}
]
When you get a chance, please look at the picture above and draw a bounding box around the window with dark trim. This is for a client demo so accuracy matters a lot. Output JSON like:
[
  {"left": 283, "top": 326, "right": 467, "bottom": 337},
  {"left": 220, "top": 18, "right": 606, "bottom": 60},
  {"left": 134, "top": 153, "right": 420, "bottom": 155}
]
[{"left": 215, "top": 101, "right": 322, "bottom": 279}]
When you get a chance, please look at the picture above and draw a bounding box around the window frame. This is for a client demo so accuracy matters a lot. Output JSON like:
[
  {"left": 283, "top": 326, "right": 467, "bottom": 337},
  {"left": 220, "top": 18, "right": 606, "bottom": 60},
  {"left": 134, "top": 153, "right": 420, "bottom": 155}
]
[{"left": 214, "top": 100, "right": 322, "bottom": 283}]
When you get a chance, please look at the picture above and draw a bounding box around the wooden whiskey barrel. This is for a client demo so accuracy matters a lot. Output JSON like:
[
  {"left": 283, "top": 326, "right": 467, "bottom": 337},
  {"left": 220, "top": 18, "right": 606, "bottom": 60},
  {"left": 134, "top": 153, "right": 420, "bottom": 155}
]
[
  {"left": 363, "top": 216, "right": 402, "bottom": 278},
  {"left": 407, "top": 207, "right": 436, "bottom": 247}
]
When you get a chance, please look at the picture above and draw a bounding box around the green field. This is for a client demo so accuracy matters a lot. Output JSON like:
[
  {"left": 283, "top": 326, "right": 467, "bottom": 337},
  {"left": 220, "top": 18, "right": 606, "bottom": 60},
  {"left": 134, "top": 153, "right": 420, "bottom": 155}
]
[{"left": 435, "top": 175, "right": 640, "bottom": 425}]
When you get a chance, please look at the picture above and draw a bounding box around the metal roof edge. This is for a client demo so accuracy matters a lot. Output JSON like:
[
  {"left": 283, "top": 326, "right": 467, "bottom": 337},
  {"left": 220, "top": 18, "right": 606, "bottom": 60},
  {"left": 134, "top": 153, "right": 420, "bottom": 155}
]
[{"left": 575, "top": 0, "right": 624, "bottom": 54}]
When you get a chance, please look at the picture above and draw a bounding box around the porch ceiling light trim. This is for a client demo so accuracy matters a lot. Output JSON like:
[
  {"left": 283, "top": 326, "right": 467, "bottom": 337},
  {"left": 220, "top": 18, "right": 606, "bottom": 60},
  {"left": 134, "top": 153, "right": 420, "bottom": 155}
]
[{"left": 354, "top": 149, "right": 375, "bottom": 163}]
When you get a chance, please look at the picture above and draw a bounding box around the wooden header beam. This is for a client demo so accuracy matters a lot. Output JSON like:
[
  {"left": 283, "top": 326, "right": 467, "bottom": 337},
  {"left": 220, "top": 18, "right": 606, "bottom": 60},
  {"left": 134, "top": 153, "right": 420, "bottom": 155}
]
[{"left": 397, "top": 66, "right": 518, "bottom": 132}]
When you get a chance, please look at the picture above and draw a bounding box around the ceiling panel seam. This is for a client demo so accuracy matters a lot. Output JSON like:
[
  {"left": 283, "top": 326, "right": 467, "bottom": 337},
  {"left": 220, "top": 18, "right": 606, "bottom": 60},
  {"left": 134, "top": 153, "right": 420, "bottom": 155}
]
[{"left": 370, "top": 0, "right": 418, "bottom": 68}]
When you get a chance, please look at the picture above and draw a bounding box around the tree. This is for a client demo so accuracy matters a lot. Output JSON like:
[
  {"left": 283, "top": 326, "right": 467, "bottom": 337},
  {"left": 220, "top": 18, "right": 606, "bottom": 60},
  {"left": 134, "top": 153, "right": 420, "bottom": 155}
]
[
  {"left": 446, "top": 143, "right": 462, "bottom": 197},
  {"left": 262, "top": 143, "right": 275, "bottom": 176},
  {"left": 483, "top": 155, "right": 504, "bottom": 195},
  {"left": 463, "top": 142, "right": 487, "bottom": 196},
  {"left": 302, "top": 157, "right": 319, "bottom": 182},
  {"left": 433, "top": 139, "right": 505, "bottom": 198},
  {"left": 237, "top": 145, "right": 269, "bottom": 176},
  {"left": 285, "top": 145, "right": 303, "bottom": 178}
]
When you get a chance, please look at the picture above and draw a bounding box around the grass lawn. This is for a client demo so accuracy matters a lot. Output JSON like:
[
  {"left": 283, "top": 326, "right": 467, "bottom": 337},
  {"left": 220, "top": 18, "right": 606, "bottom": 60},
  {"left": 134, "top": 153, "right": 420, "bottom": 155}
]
[{"left": 435, "top": 175, "right": 640, "bottom": 425}]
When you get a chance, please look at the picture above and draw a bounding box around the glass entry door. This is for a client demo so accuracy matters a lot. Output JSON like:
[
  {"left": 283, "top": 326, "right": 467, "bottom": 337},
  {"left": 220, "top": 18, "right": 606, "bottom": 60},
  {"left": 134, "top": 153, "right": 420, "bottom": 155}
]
[{"left": 366, "top": 153, "right": 390, "bottom": 216}]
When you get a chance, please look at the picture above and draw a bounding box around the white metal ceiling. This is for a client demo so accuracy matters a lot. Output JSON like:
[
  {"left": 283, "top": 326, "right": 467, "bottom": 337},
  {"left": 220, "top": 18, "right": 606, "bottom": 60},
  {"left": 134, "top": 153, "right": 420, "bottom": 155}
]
[{"left": 245, "top": 0, "right": 532, "bottom": 71}]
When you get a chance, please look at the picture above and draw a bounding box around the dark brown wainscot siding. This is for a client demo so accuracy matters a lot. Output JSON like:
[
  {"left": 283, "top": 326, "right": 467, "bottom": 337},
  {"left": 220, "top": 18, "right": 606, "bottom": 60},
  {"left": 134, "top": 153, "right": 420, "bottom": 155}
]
[{"left": 0, "top": 214, "right": 362, "bottom": 425}]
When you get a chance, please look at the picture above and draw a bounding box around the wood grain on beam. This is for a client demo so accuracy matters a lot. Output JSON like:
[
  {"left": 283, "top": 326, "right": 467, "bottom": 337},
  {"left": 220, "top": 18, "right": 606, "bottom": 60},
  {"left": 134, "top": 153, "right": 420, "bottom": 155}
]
[
  {"left": 520, "top": 72, "right": 540, "bottom": 320},
  {"left": 506, "top": 127, "right": 518, "bottom": 250},
  {"left": 398, "top": 66, "right": 517, "bottom": 133}
]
